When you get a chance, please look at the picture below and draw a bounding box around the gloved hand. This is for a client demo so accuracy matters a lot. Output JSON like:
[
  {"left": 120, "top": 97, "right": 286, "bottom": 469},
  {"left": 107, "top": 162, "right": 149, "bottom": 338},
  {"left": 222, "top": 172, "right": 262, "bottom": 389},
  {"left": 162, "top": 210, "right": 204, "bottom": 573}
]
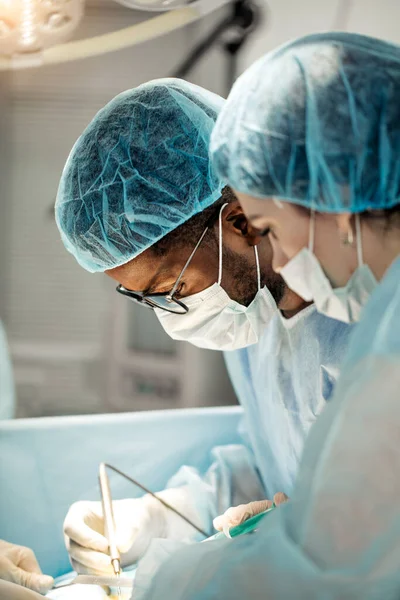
[
  {"left": 64, "top": 488, "right": 201, "bottom": 575},
  {"left": 213, "top": 492, "right": 289, "bottom": 537},
  {"left": 0, "top": 539, "right": 54, "bottom": 594},
  {"left": 0, "top": 580, "right": 47, "bottom": 600}
]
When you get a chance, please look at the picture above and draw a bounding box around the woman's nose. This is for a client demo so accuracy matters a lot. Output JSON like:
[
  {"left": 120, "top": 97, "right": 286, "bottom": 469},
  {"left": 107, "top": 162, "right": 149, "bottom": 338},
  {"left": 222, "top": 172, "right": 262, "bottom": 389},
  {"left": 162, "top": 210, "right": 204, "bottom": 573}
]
[{"left": 268, "top": 235, "right": 289, "bottom": 273}]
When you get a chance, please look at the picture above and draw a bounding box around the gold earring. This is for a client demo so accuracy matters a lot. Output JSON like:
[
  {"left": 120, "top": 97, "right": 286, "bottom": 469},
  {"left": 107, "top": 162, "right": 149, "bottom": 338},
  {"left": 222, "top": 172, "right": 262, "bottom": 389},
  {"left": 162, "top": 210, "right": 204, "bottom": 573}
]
[{"left": 340, "top": 228, "right": 354, "bottom": 246}]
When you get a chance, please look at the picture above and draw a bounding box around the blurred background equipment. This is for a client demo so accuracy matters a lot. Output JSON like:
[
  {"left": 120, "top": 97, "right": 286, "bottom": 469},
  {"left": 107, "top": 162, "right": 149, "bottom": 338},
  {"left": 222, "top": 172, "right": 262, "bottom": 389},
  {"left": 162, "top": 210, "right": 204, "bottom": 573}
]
[
  {"left": 173, "top": 0, "right": 260, "bottom": 94},
  {"left": 1, "top": 0, "right": 400, "bottom": 418},
  {"left": 0, "top": 0, "right": 261, "bottom": 418},
  {"left": 0, "top": 0, "right": 235, "bottom": 69},
  {"left": 0, "top": 320, "right": 15, "bottom": 419},
  {"left": 0, "top": 0, "right": 85, "bottom": 56},
  {"left": 0, "top": 0, "right": 260, "bottom": 98}
]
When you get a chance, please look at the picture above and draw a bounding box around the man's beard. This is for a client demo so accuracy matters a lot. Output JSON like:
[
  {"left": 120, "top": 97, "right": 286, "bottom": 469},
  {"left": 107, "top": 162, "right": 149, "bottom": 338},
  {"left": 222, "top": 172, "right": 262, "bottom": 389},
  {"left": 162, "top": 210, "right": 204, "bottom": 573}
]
[{"left": 221, "top": 245, "right": 286, "bottom": 307}]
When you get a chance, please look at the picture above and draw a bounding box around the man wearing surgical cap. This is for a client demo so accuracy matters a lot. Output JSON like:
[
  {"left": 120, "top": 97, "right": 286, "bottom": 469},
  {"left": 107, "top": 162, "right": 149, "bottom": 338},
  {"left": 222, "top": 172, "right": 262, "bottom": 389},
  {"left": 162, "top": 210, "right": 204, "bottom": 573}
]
[
  {"left": 55, "top": 79, "right": 350, "bottom": 586},
  {"left": 130, "top": 33, "right": 400, "bottom": 600}
]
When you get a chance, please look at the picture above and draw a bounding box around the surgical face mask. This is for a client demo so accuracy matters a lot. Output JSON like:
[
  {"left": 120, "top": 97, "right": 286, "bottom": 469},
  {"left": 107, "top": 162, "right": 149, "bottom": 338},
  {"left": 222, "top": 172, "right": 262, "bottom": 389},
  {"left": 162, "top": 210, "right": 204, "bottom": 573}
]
[
  {"left": 280, "top": 211, "right": 377, "bottom": 323},
  {"left": 155, "top": 204, "right": 278, "bottom": 351}
]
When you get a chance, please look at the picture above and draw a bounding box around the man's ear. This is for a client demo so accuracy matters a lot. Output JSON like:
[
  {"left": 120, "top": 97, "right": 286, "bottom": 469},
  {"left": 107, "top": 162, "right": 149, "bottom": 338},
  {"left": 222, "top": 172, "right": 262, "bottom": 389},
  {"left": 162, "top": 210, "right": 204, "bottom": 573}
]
[{"left": 222, "top": 202, "right": 264, "bottom": 246}]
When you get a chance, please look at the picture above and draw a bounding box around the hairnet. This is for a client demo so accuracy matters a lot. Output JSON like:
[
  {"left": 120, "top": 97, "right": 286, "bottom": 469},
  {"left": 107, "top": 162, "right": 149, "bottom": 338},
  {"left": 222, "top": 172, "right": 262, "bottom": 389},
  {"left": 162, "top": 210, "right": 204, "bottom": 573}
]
[
  {"left": 211, "top": 32, "right": 400, "bottom": 213},
  {"left": 55, "top": 79, "right": 225, "bottom": 273}
]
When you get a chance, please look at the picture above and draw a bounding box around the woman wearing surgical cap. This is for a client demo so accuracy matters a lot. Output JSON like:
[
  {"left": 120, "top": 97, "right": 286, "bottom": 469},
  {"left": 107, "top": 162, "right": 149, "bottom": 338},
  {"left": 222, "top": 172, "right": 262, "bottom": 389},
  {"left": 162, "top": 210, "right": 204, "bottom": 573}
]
[{"left": 136, "top": 33, "right": 400, "bottom": 600}]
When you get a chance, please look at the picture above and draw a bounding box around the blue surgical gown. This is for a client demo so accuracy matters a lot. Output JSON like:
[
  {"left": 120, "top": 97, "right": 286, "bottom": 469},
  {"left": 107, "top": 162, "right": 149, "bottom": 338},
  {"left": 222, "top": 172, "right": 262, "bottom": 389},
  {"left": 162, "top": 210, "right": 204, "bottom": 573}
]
[
  {"left": 166, "top": 305, "right": 351, "bottom": 534},
  {"left": 138, "top": 257, "right": 400, "bottom": 600}
]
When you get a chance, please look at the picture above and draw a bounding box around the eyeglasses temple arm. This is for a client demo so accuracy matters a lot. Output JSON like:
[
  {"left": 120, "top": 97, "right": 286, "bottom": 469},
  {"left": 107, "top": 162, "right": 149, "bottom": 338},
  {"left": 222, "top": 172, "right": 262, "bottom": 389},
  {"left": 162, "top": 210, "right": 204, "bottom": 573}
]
[{"left": 168, "top": 226, "right": 209, "bottom": 298}]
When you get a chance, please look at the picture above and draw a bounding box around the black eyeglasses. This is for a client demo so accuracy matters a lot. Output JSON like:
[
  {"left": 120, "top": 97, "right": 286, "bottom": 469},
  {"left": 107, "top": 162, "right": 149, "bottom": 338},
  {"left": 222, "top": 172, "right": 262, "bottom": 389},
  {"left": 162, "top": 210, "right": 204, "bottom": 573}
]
[{"left": 116, "top": 224, "right": 211, "bottom": 315}]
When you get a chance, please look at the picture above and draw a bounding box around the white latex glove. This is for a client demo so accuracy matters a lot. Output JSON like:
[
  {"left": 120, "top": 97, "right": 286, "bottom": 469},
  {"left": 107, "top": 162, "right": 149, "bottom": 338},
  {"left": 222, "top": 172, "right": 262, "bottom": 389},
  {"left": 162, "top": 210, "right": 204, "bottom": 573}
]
[
  {"left": 213, "top": 492, "right": 289, "bottom": 537},
  {"left": 0, "top": 579, "right": 47, "bottom": 600},
  {"left": 64, "top": 488, "right": 201, "bottom": 575},
  {"left": 0, "top": 540, "right": 54, "bottom": 594}
]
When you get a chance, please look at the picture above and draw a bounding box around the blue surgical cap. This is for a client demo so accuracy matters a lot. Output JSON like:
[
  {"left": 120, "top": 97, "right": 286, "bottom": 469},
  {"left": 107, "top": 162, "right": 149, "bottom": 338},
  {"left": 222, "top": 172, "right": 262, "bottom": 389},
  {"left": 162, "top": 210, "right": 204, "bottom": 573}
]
[
  {"left": 55, "top": 79, "right": 225, "bottom": 272},
  {"left": 211, "top": 32, "right": 400, "bottom": 213}
]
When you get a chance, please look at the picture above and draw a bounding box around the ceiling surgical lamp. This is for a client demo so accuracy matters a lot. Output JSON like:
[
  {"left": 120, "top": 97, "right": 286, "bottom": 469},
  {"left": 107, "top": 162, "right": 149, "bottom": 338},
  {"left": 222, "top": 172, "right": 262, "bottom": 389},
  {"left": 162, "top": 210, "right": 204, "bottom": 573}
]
[
  {"left": 0, "top": 0, "right": 84, "bottom": 55},
  {"left": 0, "top": 0, "right": 234, "bottom": 69}
]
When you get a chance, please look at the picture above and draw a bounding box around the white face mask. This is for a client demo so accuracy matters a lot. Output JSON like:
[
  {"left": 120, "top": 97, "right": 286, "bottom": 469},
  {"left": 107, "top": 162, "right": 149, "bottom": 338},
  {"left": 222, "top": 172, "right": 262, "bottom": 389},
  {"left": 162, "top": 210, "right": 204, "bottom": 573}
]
[
  {"left": 155, "top": 204, "right": 278, "bottom": 351},
  {"left": 280, "top": 211, "right": 377, "bottom": 324}
]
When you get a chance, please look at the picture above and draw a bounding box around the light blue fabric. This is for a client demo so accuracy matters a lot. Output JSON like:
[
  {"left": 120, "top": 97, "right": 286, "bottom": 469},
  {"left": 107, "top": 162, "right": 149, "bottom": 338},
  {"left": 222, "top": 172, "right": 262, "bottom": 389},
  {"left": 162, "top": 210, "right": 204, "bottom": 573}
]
[
  {"left": 0, "top": 320, "right": 15, "bottom": 420},
  {"left": 166, "top": 443, "right": 266, "bottom": 539},
  {"left": 163, "top": 306, "right": 351, "bottom": 539},
  {"left": 137, "top": 257, "right": 400, "bottom": 600},
  {"left": 133, "top": 306, "right": 351, "bottom": 599},
  {"left": 224, "top": 306, "right": 351, "bottom": 497},
  {"left": 0, "top": 309, "right": 351, "bottom": 584},
  {"left": 211, "top": 32, "right": 400, "bottom": 213},
  {"left": 0, "top": 407, "right": 243, "bottom": 577},
  {"left": 55, "top": 79, "right": 225, "bottom": 272}
]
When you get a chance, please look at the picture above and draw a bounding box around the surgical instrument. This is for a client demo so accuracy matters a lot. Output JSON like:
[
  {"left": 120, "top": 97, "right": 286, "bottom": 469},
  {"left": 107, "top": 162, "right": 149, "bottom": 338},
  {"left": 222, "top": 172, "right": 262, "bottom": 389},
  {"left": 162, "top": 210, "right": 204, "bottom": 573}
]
[
  {"left": 52, "top": 574, "right": 134, "bottom": 590},
  {"left": 204, "top": 505, "right": 277, "bottom": 542},
  {"left": 99, "top": 463, "right": 121, "bottom": 577}
]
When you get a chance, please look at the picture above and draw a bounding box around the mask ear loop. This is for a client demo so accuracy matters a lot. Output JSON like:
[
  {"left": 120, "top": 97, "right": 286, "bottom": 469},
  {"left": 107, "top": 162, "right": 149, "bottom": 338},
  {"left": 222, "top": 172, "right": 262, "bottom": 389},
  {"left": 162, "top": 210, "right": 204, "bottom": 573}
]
[
  {"left": 254, "top": 246, "right": 261, "bottom": 291},
  {"left": 355, "top": 213, "right": 363, "bottom": 265},
  {"left": 309, "top": 210, "right": 316, "bottom": 252},
  {"left": 218, "top": 203, "right": 229, "bottom": 285}
]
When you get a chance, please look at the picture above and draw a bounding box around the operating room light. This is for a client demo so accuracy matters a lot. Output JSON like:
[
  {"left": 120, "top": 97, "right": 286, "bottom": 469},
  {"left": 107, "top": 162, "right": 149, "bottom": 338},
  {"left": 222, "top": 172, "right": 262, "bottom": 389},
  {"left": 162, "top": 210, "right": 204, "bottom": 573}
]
[
  {"left": 113, "top": 0, "right": 197, "bottom": 10},
  {"left": 0, "top": 0, "right": 230, "bottom": 69},
  {"left": 0, "top": 0, "right": 84, "bottom": 55}
]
